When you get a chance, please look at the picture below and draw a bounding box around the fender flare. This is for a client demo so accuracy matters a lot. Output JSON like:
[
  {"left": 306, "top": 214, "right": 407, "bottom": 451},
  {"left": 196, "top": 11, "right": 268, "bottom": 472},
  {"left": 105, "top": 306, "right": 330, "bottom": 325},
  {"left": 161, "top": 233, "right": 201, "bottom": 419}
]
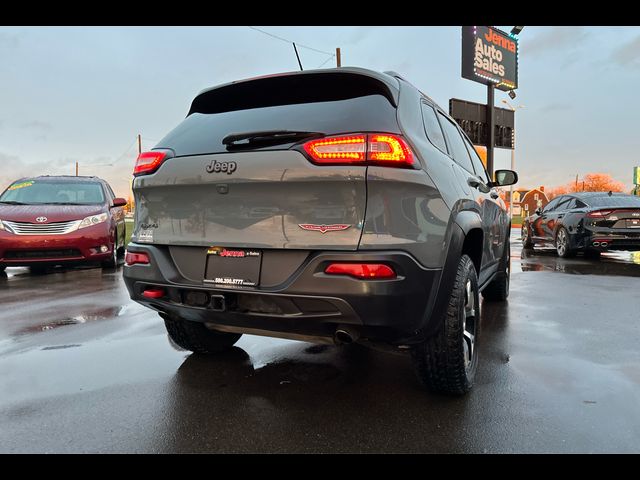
[{"left": 414, "top": 211, "right": 484, "bottom": 340}]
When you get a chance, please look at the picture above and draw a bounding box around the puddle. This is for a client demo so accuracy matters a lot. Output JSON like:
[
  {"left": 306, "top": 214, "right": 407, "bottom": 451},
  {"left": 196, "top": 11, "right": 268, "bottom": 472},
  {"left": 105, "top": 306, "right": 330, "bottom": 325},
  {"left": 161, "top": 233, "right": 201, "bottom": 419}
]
[{"left": 14, "top": 305, "right": 128, "bottom": 336}]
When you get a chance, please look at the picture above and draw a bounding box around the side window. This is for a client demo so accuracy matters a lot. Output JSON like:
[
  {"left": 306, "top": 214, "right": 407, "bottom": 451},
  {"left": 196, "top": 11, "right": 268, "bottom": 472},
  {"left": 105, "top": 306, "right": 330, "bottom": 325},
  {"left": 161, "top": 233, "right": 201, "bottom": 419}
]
[
  {"left": 564, "top": 198, "right": 577, "bottom": 210},
  {"left": 575, "top": 199, "right": 587, "bottom": 208},
  {"left": 461, "top": 133, "right": 491, "bottom": 184},
  {"left": 420, "top": 102, "right": 448, "bottom": 153},
  {"left": 437, "top": 113, "right": 475, "bottom": 174},
  {"left": 543, "top": 197, "right": 561, "bottom": 213},
  {"left": 102, "top": 183, "right": 115, "bottom": 202},
  {"left": 555, "top": 198, "right": 572, "bottom": 211}
]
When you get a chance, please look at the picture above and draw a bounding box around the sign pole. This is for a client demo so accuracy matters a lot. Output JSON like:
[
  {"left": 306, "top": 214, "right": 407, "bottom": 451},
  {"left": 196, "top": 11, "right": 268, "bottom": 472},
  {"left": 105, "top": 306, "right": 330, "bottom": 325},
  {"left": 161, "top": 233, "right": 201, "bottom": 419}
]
[{"left": 486, "top": 84, "right": 495, "bottom": 178}]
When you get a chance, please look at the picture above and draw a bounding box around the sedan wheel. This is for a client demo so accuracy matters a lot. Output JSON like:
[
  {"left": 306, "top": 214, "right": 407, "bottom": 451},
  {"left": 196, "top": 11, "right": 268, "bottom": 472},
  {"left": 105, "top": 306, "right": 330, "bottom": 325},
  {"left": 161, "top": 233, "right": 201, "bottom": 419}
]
[{"left": 555, "top": 227, "right": 574, "bottom": 258}]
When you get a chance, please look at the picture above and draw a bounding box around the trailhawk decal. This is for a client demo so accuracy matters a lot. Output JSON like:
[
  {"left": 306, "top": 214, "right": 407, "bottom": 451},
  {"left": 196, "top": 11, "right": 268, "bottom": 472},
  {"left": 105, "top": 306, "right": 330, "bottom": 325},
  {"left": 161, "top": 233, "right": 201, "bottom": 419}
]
[{"left": 298, "top": 224, "right": 351, "bottom": 234}]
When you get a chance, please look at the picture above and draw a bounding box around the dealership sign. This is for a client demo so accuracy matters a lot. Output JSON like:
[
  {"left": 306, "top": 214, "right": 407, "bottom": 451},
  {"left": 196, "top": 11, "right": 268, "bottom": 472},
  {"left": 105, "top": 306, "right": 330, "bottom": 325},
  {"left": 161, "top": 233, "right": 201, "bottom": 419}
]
[{"left": 462, "top": 26, "right": 518, "bottom": 91}]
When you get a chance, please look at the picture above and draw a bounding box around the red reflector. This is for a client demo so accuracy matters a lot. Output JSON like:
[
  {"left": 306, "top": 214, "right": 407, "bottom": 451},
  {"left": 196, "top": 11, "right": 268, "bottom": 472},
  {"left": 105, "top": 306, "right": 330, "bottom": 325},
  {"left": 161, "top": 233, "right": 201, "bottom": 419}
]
[
  {"left": 125, "top": 251, "right": 150, "bottom": 266},
  {"left": 142, "top": 288, "right": 165, "bottom": 299},
  {"left": 587, "top": 210, "right": 613, "bottom": 218},
  {"left": 133, "top": 151, "right": 169, "bottom": 176},
  {"left": 324, "top": 263, "right": 396, "bottom": 279},
  {"left": 302, "top": 133, "right": 415, "bottom": 167}
]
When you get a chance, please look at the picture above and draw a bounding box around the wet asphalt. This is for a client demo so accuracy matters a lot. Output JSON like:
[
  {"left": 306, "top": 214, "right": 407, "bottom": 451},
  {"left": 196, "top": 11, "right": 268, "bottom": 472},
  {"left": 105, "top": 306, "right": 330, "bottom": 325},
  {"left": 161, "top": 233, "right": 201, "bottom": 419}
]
[{"left": 1, "top": 230, "right": 639, "bottom": 453}]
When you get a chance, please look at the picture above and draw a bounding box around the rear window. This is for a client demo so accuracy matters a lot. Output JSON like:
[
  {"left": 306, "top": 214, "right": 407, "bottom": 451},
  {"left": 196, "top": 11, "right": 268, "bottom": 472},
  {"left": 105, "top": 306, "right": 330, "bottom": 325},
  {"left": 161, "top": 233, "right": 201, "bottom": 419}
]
[
  {"left": 0, "top": 180, "right": 105, "bottom": 205},
  {"left": 587, "top": 194, "right": 640, "bottom": 207},
  {"left": 158, "top": 73, "right": 400, "bottom": 157}
]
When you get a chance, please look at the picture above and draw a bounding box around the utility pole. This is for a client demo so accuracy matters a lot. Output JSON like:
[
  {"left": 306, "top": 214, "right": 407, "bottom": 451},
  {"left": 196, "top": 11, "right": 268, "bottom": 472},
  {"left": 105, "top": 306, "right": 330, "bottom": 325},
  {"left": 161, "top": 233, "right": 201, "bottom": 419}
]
[
  {"left": 575, "top": 174, "right": 579, "bottom": 191},
  {"left": 137, "top": 134, "right": 142, "bottom": 155},
  {"left": 336, "top": 48, "right": 341, "bottom": 67},
  {"left": 75, "top": 161, "right": 78, "bottom": 176},
  {"left": 486, "top": 84, "right": 495, "bottom": 177}
]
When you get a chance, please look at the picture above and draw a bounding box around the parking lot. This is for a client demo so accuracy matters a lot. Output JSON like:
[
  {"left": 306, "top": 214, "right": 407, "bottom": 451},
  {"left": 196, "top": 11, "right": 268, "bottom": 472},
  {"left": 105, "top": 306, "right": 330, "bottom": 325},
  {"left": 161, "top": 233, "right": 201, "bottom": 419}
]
[{"left": 1, "top": 229, "right": 639, "bottom": 453}]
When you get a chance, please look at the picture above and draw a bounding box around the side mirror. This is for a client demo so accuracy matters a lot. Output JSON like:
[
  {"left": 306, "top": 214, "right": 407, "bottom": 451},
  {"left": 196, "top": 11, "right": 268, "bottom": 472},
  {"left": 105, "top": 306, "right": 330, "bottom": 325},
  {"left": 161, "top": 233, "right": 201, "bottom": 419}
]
[
  {"left": 112, "top": 197, "right": 127, "bottom": 208},
  {"left": 535, "top": 208, "right": 542, "bottom": 216},
  {"left": 493, "top": 169, "right": 518, "bottom": 186}
]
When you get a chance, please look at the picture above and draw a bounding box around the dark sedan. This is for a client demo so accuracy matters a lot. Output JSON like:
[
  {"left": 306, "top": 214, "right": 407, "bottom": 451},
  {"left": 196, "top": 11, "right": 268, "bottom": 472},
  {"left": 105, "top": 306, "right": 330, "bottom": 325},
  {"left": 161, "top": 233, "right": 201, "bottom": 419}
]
[{"left": 522, "top": 191, "right": 640, "bottom": 257}]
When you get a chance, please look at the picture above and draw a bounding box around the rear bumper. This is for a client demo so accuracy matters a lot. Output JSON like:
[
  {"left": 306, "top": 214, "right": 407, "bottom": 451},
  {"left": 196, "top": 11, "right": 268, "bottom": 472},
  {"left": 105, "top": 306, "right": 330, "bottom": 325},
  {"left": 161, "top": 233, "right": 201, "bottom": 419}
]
[
  {"left": 0, "top": 225, "right": 112, "bottom": 266},
  {"left": 123, "top": 243, "right": 443, "bottom": 344},
  {"left": 581, "top": 229, "right": 640, "bottom": 251}
]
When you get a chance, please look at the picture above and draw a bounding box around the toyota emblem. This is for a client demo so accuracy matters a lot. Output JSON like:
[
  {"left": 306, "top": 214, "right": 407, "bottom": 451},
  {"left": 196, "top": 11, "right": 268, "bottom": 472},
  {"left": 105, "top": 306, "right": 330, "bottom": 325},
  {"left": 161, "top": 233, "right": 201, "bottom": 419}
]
[{"left": 35, "top": 217, "right": 48, "bottom": 223}]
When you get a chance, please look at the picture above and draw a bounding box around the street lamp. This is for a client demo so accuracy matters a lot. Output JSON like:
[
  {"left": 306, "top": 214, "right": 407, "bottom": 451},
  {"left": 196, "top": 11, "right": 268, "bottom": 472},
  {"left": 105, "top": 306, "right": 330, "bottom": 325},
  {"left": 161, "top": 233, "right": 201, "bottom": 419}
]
[{"left": 501, "top": 99, "right": 525, "bottom": 216}]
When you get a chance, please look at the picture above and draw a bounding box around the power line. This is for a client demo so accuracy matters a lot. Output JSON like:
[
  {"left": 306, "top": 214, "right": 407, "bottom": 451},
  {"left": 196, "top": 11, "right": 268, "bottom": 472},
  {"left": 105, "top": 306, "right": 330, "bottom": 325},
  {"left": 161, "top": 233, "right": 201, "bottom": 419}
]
[
  {"left": 317, "top": 54, "right": 336, "bottom": 69},
  {"left": 113, "top": 137, "right": 138, "bottom": 164},
  {"left": 248, "top": 26, "right": 335, "bottom": 59}
]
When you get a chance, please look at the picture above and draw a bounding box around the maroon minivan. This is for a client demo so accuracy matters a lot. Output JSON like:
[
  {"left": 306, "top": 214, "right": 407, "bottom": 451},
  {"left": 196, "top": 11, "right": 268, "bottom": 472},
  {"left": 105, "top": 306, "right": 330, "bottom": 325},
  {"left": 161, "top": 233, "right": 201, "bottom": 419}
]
[{"left": 0, "top": 176, "right": 127, "bottom": 271}]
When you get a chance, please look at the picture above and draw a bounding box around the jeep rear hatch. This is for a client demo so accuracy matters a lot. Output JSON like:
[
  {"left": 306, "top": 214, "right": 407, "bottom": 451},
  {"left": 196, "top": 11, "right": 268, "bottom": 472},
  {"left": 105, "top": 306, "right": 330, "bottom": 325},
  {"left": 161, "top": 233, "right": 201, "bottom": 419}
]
[{"left": 132, "top": 69, "right": 401, "bottom": 251}]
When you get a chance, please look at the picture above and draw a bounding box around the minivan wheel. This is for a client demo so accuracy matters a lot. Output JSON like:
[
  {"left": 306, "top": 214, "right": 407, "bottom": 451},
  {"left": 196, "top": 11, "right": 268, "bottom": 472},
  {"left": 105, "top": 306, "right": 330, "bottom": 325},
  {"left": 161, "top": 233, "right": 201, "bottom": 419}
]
[
  {"left": 482, "top": 238, "right": 510, "bottom": 301},
  {"left": 411, "top": 254, "right": 479, "bottom": 395},
  {"left": 555, "top": 227, "right": 574, "bottom": 258},
  {"left": 161, "top": 313, "right": 242, "bottom": 354},
  {"left": 101, "top": 236, "right": 118, "bottom": 268}
]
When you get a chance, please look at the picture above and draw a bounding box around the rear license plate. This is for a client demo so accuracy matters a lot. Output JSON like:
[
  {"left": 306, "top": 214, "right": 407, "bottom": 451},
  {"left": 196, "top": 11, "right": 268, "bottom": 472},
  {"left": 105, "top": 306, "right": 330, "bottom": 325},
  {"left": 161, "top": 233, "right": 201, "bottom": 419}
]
[
  {"left": 204, "top": 247, "right": 262, "bottom": 286},
  {"left": 627, "top": 219, "right": 640, "bottom": 228}
]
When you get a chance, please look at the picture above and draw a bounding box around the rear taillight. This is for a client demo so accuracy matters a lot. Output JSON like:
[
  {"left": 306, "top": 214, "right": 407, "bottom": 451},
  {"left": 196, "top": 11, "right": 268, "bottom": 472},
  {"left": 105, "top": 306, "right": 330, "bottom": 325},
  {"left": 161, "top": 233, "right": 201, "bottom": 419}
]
[
  {"left": 125, "top": 251, "right": 150, "bottom": 266},
  {"left": 303, "top": 135, "right": 366, "bottom": 163},
  {"left": 324, "top": 263, "right": 396, "bottom": 279},
  {"left": 587, "top": 210, "right": 613, "bottom": 218},
  {"left": 133, "top": 150, "right": 172, "bottom": 176},
  {"left": 303, "top": 134, "right": 415, "bottom": 167}
]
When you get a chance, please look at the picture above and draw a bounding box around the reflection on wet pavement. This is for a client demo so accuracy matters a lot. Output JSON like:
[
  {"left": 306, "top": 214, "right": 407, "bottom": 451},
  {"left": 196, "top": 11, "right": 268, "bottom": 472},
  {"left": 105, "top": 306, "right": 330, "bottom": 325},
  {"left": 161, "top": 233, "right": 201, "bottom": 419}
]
[
  {"left": 0, "top": 231, "right": 639, "bottom": 453},
  {"left": 511, "top": 230, "right": 640, "bottom": 277}
]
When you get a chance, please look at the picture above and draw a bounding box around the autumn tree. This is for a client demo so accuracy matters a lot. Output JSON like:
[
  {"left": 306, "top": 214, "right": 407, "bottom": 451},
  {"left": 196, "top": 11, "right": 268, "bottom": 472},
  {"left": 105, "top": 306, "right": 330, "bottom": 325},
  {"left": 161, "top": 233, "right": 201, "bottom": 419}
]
[
  {"left": 548, "top": 173, "right": 626, "bottom": 197},
  {"left": 577, "top": 173, "right": 625, "bottom": 193},
  {"left": 547, "top": 185, "right": 568, "bottom": 200}
]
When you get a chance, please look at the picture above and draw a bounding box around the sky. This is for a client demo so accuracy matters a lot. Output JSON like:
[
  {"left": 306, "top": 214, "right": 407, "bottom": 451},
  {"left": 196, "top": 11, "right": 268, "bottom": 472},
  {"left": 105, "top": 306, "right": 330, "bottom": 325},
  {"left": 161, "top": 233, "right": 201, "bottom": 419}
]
[{"left": 1, "top": 26, "right": 639, "bottom": 197}]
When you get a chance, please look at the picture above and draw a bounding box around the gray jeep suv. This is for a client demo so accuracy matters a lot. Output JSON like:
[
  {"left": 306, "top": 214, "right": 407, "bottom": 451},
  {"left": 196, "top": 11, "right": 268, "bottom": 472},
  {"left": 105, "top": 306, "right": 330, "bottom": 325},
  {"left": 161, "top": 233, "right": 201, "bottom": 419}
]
[{"left": 124, "top": 67, "right": 517, "bottom": 395}]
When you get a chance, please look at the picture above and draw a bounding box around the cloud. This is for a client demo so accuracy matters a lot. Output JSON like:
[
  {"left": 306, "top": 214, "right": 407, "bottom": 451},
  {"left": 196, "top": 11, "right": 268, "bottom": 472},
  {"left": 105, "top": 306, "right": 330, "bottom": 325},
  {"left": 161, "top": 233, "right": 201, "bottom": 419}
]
[
  {"left": 20, "top": 120, "right": 53, "bottom": 131},
  {"left": 540, "top": 102, "right": 572, "bottom": 113},
  {"left": 0, "top": 32, "right": 20, "bottom": 49},
  {"left": 525, "top": 27, "right": 589, "bottom": 56},
  {"left": 610, "top": 34, "right": 640, "bottom": 68}
]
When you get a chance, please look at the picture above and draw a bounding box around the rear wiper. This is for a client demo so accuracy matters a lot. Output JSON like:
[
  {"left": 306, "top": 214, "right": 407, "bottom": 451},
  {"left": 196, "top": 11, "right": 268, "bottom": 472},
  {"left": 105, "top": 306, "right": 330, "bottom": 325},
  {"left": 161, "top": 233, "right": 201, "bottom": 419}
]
[
  {"left": 0, "top": 201, "right": 29, "bottom": 205},
  {"left": 222, "top": 130, "right": 324, "bottom": 148}
]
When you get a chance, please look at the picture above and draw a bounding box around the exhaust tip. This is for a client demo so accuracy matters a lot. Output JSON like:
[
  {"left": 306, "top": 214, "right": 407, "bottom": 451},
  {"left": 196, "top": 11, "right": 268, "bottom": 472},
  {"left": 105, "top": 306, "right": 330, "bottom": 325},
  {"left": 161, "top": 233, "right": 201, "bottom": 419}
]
[
  {"left": 334, "top": 326, "right": 360, "bottom": 345},
  {"left": 601, "top": 242, "right": 608, "bottom": 248},
  {"left": 593, "top": 242, "right": 600, "bottom": 247}
]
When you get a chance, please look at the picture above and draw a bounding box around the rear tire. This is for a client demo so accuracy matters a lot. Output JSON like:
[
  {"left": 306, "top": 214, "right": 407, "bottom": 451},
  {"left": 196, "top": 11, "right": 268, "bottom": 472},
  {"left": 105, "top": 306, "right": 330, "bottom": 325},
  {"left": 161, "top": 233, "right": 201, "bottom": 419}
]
[
  {"left": 483, "top": 238, "right": 510, "bottom": 301},
  {"left": 411, "top": 254, "right": 479, "bottom": 395},
  {"left": 555, "top": 227, "right": 575, "bottom": 258},
  {"left": 522, "top": 223, "right": 533, "bottom": 249},
  {"left": 162, "top": 314, "right": 242, "bottom": 354}
]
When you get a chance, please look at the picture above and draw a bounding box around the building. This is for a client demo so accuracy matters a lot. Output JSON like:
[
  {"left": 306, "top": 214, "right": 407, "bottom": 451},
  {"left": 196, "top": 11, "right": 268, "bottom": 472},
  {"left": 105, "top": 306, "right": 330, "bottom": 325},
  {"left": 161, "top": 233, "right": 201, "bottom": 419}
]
[{"left": 505, "top": 187, "right": 549, "bottom": 217}]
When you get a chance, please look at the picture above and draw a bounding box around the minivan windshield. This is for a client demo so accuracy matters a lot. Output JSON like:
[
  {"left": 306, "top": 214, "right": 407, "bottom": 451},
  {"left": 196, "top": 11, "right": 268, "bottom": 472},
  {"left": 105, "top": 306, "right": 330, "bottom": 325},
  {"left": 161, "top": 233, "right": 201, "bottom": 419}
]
[{"left": 0, "top": 180, "right": 105, "bottom": 205}]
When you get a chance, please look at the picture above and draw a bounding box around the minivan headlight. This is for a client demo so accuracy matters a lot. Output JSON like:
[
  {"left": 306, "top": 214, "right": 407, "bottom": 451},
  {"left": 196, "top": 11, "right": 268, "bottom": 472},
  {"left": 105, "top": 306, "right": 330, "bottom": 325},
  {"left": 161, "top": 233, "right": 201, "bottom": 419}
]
[{"left": 78, "top": 213, "right": 108, "bottom": 229}]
